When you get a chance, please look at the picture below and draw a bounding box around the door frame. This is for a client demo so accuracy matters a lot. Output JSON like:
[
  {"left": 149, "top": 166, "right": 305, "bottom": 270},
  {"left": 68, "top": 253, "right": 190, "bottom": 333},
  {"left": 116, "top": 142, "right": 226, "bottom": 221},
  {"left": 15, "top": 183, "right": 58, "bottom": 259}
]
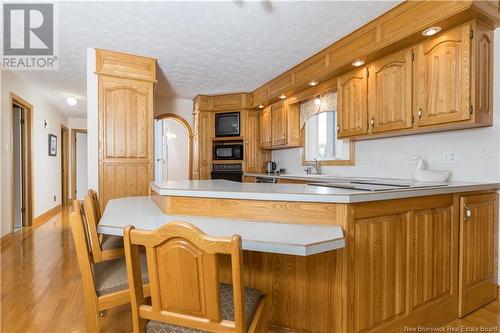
[
  {"left": 9, "top": 92, "right": 34, "bottom": 230},
  {"left": 60, "top": 125, "right": 69, "bottom": 205},
  {"left": 154, "top": 113, "right": 193, "bottom": 180},
  {"left": 71, "top": 129, "right": 88, "bottom": 200}
]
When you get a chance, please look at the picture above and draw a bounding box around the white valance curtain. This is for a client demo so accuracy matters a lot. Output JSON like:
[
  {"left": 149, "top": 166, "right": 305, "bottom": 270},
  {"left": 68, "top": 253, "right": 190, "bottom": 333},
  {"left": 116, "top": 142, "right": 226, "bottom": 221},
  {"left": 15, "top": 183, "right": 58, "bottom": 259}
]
[{"left": 299, "top": 91, "right": 337, "bottom": 128}]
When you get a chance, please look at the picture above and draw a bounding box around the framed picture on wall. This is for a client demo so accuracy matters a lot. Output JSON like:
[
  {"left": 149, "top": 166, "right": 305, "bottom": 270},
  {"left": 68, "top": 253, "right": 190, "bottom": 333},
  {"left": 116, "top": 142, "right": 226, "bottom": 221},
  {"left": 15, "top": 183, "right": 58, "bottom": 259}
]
[{"left": 48, "top": 134, "right": 57, "bottom": 156}]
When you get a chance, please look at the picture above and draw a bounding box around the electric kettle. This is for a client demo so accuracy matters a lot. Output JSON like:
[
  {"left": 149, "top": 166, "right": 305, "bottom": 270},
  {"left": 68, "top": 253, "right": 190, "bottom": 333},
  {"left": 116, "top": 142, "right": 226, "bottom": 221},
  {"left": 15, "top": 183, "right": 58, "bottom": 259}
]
[{"left": 266, "top": 161, "right": 277, "bottom": 174}]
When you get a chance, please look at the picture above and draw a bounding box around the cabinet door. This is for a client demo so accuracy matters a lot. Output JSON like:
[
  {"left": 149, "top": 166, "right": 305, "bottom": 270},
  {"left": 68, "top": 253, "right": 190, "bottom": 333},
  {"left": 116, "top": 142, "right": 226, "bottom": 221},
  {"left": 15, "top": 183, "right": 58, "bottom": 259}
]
[
  {"left": 472, "top": 22, "right": 493, "bottom": 123},
  {"left": 272, "top": 102, "right": 287, "bottom": 146},
  {"left": 245, "top": 110, "right": 261, "bottom": 172},
  {"left": 412, "top": 206, "right": 456, "bottom": 310},
  {"left": 458, "top": 193, "right": 498, "bottom": 317},
  {"left": 415, "top": 24, "right": 472, "bottom": 126},
  {"left": 99, "top": 75, "right": 153, "bottom": 206},
  {"left": 260, "top": 106, "right": 272, "bottom": 149},
  {"left": 337, "top": 67, "right": 368, "bottom": 138},
  {"left": 368, "top": 49, "right": 413, "bottom": 133}
]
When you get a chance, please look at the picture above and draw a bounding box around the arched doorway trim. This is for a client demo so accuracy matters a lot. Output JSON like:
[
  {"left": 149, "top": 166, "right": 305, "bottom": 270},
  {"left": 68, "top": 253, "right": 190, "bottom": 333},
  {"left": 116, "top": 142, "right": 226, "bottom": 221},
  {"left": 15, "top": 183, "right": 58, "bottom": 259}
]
[{"left": 155, "top": 113, "right": 193, "bottom": 180}]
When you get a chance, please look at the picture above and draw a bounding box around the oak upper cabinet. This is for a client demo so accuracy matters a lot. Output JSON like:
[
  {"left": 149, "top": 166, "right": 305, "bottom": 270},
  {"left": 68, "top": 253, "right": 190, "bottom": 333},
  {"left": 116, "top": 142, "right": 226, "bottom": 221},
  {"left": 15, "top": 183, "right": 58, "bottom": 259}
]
[
  {"left": 368, "top": 48, "right": 413, "bottom": 133},
  {"left": 271, "top": 101, "right": 287, "bottom": 146},
  {"left": 458, "top": 193, "right": 498, "bottom": 317},
  {"left": 96, "top": 49, "right": 156, "bottom": 207},
  {"left": 337, "top": 67, "right": 368, "bottom": 138},
  {"left": 260, "top": 106, "right": 272, "bottom": 149},
  {"left": 245, "top": 110, "right": 261, "bottom": 172},
  {"left": 414, "top": 24, "right": 472, "bottom": 126}
]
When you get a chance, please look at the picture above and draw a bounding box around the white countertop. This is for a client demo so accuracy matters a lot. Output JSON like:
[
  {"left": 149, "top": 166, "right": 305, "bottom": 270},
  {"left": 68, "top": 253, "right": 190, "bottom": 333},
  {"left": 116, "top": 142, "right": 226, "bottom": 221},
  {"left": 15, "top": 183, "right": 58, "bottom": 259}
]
[
  {"left": 151, "top": 179, "right": 499, "bottom": 204},
  {"left": 98, "top": 196, "right": 345, "bottom": 256}
]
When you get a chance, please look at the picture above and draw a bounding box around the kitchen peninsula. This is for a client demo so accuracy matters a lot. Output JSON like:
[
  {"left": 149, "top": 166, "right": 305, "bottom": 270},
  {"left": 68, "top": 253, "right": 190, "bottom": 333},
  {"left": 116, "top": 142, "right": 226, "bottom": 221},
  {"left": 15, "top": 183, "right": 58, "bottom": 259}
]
[{"left": 99, "top": 179, "right": 499, "bottom": 333}]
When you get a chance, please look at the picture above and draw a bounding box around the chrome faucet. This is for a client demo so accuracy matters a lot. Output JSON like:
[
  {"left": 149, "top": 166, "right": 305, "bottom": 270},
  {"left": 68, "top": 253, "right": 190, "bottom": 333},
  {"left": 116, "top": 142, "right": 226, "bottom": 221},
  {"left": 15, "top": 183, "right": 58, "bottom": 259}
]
[{"left": 305, "top": 158, "right": 321, "bottom": 174}]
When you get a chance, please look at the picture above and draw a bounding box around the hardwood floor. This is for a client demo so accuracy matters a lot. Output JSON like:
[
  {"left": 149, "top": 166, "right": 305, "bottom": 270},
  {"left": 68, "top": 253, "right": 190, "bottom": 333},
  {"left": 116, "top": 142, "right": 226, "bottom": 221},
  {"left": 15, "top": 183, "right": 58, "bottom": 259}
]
[{"left": 1, "top": 206, "right": 499, "bottom": 332}]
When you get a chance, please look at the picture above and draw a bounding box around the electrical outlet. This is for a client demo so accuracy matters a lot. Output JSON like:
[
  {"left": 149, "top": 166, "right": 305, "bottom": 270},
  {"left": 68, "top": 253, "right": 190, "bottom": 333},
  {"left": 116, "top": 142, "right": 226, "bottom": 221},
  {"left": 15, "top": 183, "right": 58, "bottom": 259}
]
[
  {"left": 368, "top": 156, "right": 379, "bottom": 166},
  {"left": 443, "top": 152, "right": 457, "bottom": 163}
]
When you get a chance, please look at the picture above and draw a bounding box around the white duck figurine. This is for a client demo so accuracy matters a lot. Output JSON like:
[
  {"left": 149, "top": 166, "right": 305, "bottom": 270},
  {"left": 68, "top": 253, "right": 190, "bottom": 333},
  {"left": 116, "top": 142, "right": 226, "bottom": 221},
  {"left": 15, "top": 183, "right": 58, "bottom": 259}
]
[{"left": 411, "top": 155, "right": 451, "bottom": 182}]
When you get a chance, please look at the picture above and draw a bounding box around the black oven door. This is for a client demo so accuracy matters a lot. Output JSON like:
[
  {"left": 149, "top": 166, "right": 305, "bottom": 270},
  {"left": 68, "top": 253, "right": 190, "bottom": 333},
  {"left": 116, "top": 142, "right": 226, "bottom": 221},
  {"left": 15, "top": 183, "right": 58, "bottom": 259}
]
[{"left": 210, "top": 171, "right": 243, "bottom": 182}]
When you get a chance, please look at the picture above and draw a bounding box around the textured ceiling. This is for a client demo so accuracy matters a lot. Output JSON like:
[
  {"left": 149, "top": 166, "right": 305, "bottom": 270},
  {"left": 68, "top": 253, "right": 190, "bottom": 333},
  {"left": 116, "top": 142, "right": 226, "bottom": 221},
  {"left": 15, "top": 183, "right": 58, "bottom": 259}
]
[{"left": 10, "top": 1, "right": 401, "bottom": 118}]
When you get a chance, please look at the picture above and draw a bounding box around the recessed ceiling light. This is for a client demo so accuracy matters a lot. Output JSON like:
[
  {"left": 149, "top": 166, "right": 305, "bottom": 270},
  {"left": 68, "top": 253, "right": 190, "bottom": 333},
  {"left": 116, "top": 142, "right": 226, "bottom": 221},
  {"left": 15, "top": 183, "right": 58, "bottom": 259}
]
[
  {"left": 258, "top": 104, "right": 264, "bottom": 109},
  {"left": 314, "top": 96, "right": 321, "bottom": 106},
  {"left": 66, "top": 96, "right": 78, "bottom": 106},
  {"left": 279, "top": 95, "right": 286, "bottom": 100},
  {"left": 309, "top": 80, "right": 318, "bottom": 86},
  {"left": 422, "top": 26, "right": 441, "bottom": 37},
  {"left": 351, "top": 59, "right": 365, "bottom": 67}
]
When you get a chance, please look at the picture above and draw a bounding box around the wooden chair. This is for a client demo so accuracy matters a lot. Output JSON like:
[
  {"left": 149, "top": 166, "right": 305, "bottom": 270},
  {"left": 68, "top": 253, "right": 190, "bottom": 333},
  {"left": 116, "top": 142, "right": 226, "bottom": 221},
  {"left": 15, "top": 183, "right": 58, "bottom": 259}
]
[
  {"left": 70, "top": 205, "right": 150, "bottom": 332},
  {"left": 124, "top": 222, "right": 267, "bottom": 333},
  {"left": 82, "top": 191, "right": 124, "bottom": 262}
]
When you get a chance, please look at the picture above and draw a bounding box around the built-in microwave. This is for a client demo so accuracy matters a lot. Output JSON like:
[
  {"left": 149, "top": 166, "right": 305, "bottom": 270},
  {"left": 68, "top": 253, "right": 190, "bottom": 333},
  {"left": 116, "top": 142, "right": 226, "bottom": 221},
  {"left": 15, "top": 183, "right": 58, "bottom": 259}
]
[
  {"left": 213, "top": 142, "right": 243, "bottom": 160},
  {"left": 215, "top": 112, "right": 240, "bottom": 137}
]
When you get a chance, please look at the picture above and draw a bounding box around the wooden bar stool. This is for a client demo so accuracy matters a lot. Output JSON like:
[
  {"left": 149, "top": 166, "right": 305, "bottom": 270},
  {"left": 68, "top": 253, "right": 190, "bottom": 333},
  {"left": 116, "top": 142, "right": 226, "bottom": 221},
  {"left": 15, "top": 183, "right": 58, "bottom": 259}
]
[
  {"left": 70, "top": 205, "right": 150, "bottom": 332},
  {"left": 124, "top": 222, "right": 267, "bottom": 333}
]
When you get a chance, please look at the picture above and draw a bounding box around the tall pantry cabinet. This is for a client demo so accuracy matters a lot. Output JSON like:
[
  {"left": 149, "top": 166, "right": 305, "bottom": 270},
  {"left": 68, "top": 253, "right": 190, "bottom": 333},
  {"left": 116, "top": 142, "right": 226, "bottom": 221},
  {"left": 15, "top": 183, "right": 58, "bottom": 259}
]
[{"left": 95, "top": 49, "right": 156, "bottom": 207}]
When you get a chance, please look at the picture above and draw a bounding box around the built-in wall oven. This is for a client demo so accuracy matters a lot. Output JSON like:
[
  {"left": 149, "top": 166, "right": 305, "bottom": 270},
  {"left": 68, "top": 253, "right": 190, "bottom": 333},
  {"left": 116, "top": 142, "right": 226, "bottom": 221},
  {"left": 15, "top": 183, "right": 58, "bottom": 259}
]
[
  {"left": 211, "top": 163, "right": 243, "bottom": 182},
  {"left": 213, "top": 142, "right": 243, "bottom": 160}
]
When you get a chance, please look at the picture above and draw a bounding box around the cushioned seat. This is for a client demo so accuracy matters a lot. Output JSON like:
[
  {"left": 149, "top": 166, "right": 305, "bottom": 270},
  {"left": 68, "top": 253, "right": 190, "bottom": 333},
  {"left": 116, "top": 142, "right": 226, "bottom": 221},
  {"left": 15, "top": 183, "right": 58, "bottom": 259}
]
[
  {"left": 100, "top": 234, "right": 124, "bottom": 250},
  {"left": 146, "top": 284, "right": 262, "bottom": 333},
  {"left": 93, "top": 254, "right": 148, "bottom": 296}
]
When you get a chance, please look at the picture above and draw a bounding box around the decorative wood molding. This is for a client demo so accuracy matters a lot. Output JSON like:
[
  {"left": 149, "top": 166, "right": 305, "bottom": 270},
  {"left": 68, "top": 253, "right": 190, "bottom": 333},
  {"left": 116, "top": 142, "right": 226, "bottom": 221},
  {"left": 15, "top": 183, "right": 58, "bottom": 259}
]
[
  {"left": 194, "top": 93, "right": 252, "bottom": 112},
  {"left": 95, "top": 48, "right": 157, "bottom": 82},
  {"left": 33, "top": 204, "right": 62, "bottom": 227}
]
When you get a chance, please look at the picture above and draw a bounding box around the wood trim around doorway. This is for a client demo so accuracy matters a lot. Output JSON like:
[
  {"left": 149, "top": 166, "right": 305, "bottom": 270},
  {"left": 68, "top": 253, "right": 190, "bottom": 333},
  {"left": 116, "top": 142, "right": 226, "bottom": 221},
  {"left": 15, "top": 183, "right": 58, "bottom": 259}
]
[
  {"left": 71, "top": 129, "right": 87, "bottom": 200},
  {"left": 155, "top": 113, "right": 193, "bottom": 180},
  {"left": 9, "top": 92, "right": 34, "bottom": 230},
  {"left": 61, "top": 125, "right": 69, "bottom": 205}
]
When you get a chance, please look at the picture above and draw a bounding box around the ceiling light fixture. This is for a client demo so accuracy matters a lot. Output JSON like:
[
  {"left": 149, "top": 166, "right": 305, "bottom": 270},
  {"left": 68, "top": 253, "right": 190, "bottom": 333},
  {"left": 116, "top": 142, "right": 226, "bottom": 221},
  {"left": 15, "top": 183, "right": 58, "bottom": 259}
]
[
  {"left": 314, "top": 96, "right": 321, "bottom": 106},
  {"left": 258, "top": 104, "right": 264, "bottom": 109},
  {"left": 279, "top": 94, "right": 286, "bottom": 100},
  {"left": 66, "top": 96, "right": 78, "bottom": 106},
  {"left": 309, "top": 80, "right": 319, "bottom": 87},
  {"left": 351, "top": 59, "right": 365, "bottom": 67},
  {"left": 422, "top": 26, "right": 441, "bottom": 37}
]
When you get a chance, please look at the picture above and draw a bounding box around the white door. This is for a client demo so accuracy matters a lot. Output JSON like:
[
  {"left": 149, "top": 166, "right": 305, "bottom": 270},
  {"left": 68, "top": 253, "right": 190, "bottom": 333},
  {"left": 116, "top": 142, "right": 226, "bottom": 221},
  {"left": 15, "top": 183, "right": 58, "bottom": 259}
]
[
  {"left": 13, "top": 106, "right": 23, "bottom": 229},
  {"left": 75, "top": 132, "right": 88, "bottom": 200},
  {"left": 154, "top": 119, "right": 166, "bottom": 183}
]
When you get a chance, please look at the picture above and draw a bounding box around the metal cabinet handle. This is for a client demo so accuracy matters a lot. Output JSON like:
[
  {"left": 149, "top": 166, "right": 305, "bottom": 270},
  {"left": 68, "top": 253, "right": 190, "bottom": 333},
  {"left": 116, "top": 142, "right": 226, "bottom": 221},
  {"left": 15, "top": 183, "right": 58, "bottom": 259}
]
[
  {"left": 370, "top": 118, "right": 375, "bottom": 128},
  {"left": 336, "top": 125, "right": 340, "bottom": 132},
  {"left": 418, "top": 106, "right": 423, "bottom": 119}
]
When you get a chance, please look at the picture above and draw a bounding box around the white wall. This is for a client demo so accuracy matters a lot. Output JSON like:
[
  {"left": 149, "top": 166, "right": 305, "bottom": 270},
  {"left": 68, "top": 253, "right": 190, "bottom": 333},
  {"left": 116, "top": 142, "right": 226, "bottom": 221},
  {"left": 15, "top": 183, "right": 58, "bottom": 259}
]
[
  {"left": 155, "top": 96, "right": 194, "bottom": 127},
  {"left": 163, "top": 119, "right": 190, "bottom": 181},
  {"left": 1, "top": 71, "right": 68, "bottom": 237}
]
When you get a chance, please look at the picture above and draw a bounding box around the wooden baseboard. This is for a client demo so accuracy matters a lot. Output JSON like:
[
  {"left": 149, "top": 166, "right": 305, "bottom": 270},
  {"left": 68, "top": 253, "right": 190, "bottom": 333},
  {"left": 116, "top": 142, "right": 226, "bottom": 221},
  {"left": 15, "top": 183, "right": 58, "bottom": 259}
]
[{"left": 32, "top": 204, "right": 62, "bottom": 227}]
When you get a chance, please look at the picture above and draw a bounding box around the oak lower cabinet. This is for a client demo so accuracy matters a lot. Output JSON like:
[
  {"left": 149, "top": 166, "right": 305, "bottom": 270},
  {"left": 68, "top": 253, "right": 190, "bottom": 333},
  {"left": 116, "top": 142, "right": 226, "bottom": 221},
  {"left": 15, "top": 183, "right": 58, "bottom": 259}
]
[
  {"left": 368, "top": 48, "right": 413, "bottom": 133},
  {"left": 458, "top": 193, "right": 498, "bottom": 317},
  {"left": 351, "top": 195, "right": 457, "bottom": 333},
  {"left": 337, "top": 67, "right": 368, "bottom": 138}
]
